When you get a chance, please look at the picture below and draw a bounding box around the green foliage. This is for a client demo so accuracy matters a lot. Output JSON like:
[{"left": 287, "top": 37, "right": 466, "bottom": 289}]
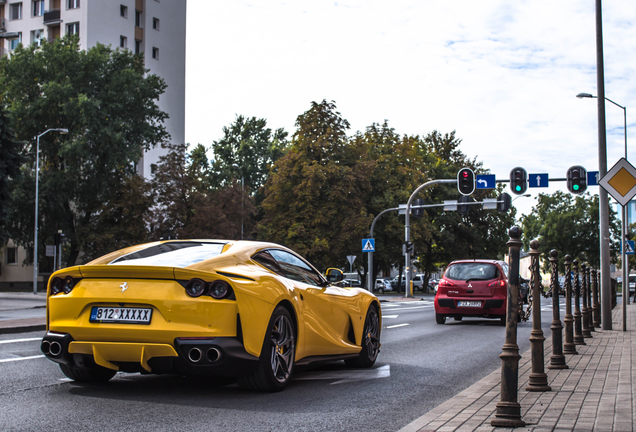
[
  {"left": 521, "top": 191, "right": 620, "bottom": 272},
  {"left": 0, "top": 105, "right": 23, "bottom": 246},
  {"left": 210, "top": 115, "right": 288, "bottom": 193},
  {"left": 0, "top": 35, "right": 168, "bottom": 265},
  {"left": 258, "top": 100, "right": 372, "bottom": 270}
]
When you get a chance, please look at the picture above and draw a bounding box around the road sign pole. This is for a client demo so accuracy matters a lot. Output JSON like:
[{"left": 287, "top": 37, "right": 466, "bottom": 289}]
[
  {"left": 623, "top": 206, "right": 628, "bottom": 331},
  {"left": 404, "top": 179, "right": 456, "bottom": 298}
]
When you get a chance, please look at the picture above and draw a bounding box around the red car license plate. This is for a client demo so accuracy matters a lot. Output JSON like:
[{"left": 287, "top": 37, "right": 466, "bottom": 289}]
[{"left": 457, "top": 300, "right": 481, "bottom": 307}]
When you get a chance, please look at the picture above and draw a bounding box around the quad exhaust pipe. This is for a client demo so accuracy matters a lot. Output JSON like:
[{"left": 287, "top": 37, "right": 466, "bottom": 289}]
[
  {"left": 206, "top": 347, "right": 221, "bottom": 362},
  {"left": 188, "top": 347, "right": 202, "bottom": 363},
  {"left": 186, "top": 347, "right": 221, "bottom": 363}
]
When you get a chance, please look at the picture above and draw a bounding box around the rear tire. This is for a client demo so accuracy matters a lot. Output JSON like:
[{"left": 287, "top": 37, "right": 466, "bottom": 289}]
[
  {"left": 59, "top": 363, "right": 116, "bottom": 383},
  {"left": 453, "top": 316, "right": 463, "bottom": 321},
  {"left": 500, "top": 315, "right": 507, "bottom": 326},
  {"left": 238, "top": 306, "right": 295, "bottom": 392},
  {"left": 345, "top": 305, "right": 381, "bottom": 368},
  {"left": 435, "top": 313, "right": 446, "bottom": 325}
]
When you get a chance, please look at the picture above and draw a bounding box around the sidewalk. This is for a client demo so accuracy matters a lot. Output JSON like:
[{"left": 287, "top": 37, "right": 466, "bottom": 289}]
[
  {"left": 399, "top": 303, "right": 635, "bottom": 432},
  {"left": 0, "top": 292, "right": 46, "bottom": 334}
]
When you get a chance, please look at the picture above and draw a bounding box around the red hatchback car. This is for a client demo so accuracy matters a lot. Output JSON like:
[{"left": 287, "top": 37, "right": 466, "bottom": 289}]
[{"left": 434, "top": 259, "right": 509, "bottom": 325}]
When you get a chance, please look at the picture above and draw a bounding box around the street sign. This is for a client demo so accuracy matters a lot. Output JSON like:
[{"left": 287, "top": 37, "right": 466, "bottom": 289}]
[
  {"left": 443, "top": 200, "right": 457, "bottom": 211},
  {"left": 475, "top": 174, "right": 496, "bottom": 189},
  {"left": 346, "top": 255, "right": 356, "bottom": 265},
  {"left": 45, "top": 245, "right": 56, "bottom": 257},
  {"left": 623, "top": 240, "right": 635, "bottom": 255},
  {"left": 482, "top": 198, "right": 498, "bottom": 210},
  {"left": 598, "top": 158, "right": 636, "bottom": 206},
  {"left": 362, "top": 238, "right": 375, "bottom": 252},
  {"left": 588, "top": 171, "right": 600, "bottom": 186},
  {"left": 528, "top": 173, "right": 549, "bottom": 188}
]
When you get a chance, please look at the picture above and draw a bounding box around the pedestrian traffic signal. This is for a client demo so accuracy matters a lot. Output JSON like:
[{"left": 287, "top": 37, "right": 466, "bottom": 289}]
[
  {"left": 457, "top": 167, "right": 475, "bottom": 196},
  {"left": 497, "top": 193, "right": 512, "bottom": 212},
  {"left": 403, "top": 241, "right": 414, "bottom": 255},
  {"left": 458, "top": 195, "right": 472, "bottom": 215},
  {"left": 412, "top": 198, "right": 424, "bottom": 218},
  {"left": 509, "top": 167, "right": 527, "bottom": 195},
  {"left": 566, "top": 165, "right": 587, "bottom": 194}
]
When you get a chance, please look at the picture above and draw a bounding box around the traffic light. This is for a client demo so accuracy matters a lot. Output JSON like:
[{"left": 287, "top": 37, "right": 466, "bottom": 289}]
[
  {"left": 457, "top": 167, "right": 475, "bottom": 196},
  {"left": 458, "top": 195, "right": 472, "bottom": 215},
  {"left": 566, "top": 165, "right": 587, "bottom": 194},
  {"left": 403, "top": 241, "right": 414, "bottom": 255},
  {"left": 509, "top": 167, "right": 527, "bottom": 195},
  {"left": 497, "top": 193, "right": 512, "bottom": 212},
  {"left": 412, "top": 198, "right": 424, "bottom": 218}
]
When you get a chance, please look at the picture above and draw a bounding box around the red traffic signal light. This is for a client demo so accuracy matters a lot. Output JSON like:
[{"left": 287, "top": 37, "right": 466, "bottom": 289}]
[
  {"left": 566, "top": 165, "right": 587, "bottom": 194},
  {"left": 509, "top": 167, "right": 527, "bottom": 195},
  {"left": 457, "top": 168, "right": 475, "bottom": 195}
]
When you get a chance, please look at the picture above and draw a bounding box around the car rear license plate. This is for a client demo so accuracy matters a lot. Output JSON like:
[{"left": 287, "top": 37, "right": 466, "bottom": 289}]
[
  {"left": 90, "top": 307, "right": 152, "bottom": 324},
  {"left": 457, "top": 301, "right": 481, "bottom": 307}
]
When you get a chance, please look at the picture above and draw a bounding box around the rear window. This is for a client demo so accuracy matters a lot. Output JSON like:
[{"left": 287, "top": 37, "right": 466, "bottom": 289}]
[
  {"left": 109, "top": 242, "right": 225, "bottom": 267},
  {"left": 445, "top": 263, "right": 499, "bottom": 281}
]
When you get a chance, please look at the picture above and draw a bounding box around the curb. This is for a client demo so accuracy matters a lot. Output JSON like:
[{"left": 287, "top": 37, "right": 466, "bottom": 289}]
[{"left": 0, "top": 319, "right": 46, "bottom": 335}]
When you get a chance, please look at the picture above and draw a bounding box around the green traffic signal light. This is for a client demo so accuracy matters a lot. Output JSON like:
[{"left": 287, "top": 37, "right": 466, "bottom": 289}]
[
  {"left": 515, "top": 185, "right": 521, "bottom": 191},
  {"left": 573, "top": 185, "right": 579, "bottom": 191}
]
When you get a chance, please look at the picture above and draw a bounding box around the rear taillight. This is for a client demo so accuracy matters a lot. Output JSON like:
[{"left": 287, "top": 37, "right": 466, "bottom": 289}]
[
  {"left": 209, "top": 281, "right": 230, "bottom": 299},
  {"left": 50, "top": 277, "right": 63, "bottom": 295},
  {"left": 184, "top": 278, "right": 234, "bottom": 299},
  {"left": 488, "top": 279, "right": 506, "bottom": 287},
  {"left": 438, "top": 279, "right": 454, "bottom": 288},
  {"left": 185, "top": 278, "right": 207, "bottom": 297},
  {"left": 62, "top": 277, "right": 75, "bottom": 294}
]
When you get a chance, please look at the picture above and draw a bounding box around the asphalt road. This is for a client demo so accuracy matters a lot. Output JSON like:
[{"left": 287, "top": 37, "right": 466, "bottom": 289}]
[{"left": 0, "top": 296, "right": 561, "bottom": 432}]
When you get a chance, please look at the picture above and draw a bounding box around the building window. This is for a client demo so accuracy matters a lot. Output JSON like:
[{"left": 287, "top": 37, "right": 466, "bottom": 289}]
[
  {"left": 66, "top": 22, "right": 79, "bottom": 35},
  {"left": 32, "top": 0, "right": 44, "bottom": 17},
  {"left": 120, "top": 4, "right": 127, "bottom": 18},
  {"left": 135, "top": 39, "right": 141, "bottom": 55},
  {"left": 152, "top": 47, "right": 159, "bottom": 60},
  {"left": 6, "top": 247, "right": 17, "bottom": 265},
  {"left": 120, "top": 36, "right": 127, "bottom": 49},
  {"left": 67, "top": 0, "right": 79, "bottom": 9},
  {"left": 31, "top": 29, "right": 45, "bottom": 46},
  {"left": 10, "top": 3, "right": 23, "bottom": 20},
  {"left": 9, "top": 33, "right": 22, "bottom": 50},
  {"left": 153, "top": 18, "right": 159, "bottom": 30},
  {"left": 135, "top": 10, "right": 142, "bottom": 27}
]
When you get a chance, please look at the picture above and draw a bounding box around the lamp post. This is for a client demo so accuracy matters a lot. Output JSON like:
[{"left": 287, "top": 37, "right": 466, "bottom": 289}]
[
  {"left": 577, "top": 92, "right": 627, "bottom": 326},
  {"left": 33, "top": 128, "right": 68, "bottom": 294},
  {"left": 232, "top": 163, "right": 244, "bottom": 240}
]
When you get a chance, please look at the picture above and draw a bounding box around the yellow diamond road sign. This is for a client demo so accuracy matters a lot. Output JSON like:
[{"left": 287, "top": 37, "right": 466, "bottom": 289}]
[{"left": 599, "top": 158, "right": 636, "bottom": 206}]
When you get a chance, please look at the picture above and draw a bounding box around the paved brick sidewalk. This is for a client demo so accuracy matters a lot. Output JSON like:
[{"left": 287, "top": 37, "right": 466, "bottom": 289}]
[{"left": 399, "top": 305, "right": 635, "bottom": 432}]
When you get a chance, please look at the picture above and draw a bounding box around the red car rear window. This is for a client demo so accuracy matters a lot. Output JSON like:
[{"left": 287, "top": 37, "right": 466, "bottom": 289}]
[{"left": 445, "top": 263, "right": 499, "bottom": 281}]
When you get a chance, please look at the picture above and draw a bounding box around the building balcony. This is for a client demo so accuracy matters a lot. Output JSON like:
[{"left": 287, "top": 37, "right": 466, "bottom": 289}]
[{"left": 43, "top": 9, "right": 62, "bottom": 25}]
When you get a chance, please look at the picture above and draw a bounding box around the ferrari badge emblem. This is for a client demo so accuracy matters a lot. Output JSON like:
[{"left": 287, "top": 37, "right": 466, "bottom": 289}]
[{"left": 120, "top": 282, "right": 128, "bottom": 293}]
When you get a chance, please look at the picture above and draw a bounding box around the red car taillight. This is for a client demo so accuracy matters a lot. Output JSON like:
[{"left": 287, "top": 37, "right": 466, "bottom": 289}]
[
  {"left": 488, "top": 279, "right": 506, "bottom": 287},
  {"left": 438, "top": 279, "right": 454, "bottom": 289}
]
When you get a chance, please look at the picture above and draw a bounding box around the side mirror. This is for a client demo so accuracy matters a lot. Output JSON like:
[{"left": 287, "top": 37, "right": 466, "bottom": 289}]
[{"left": 325, "top": 268, "right": 344, "bottom": 283}]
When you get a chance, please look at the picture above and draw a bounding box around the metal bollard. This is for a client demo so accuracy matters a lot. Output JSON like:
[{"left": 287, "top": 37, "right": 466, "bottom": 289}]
[
  {"left": 573, "top": 260, "right": 586, "bottom": 346},
  {"left": 585, "top": 266, "right": 595, "bottom": 333},
  {"left": 581, "top": 264, "right": 593, "bottom": 338},
  {"left": 491, "top": 227, "right": 526, "bottom": 428},
  {"left": 548, "top": 250, "right": 567, "bottom": 369},
  {"left": 526, "top": 240, "right": 551, "bottom": 391},
  {"left": 592, "top": 269, "right": 601, "bottom": 328},
  {"left": 562, "top": 255, "right": 578, "bottom": 355}
]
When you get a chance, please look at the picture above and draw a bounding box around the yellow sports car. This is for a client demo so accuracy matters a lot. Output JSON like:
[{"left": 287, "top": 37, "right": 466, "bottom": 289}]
[{"left": 41, "top": 240, "right": 381, "bottom": 391}]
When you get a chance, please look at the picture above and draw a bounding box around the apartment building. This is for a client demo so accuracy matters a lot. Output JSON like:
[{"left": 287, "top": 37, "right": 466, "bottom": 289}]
[{"left": 0, "top": 0, "right": 186, "bottom": 290}]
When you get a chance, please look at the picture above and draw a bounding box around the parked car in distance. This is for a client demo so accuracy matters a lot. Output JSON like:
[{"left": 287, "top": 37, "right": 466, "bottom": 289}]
[
  {"left": 428, "top": 278, "right": 440, "bottom": 294},
  {"left": 434, "top": 259, "right": 509, "bottom": 325},
  {"left": 390, "top": 275, "right": 425, "bottom": 292},
  {"left": 337, "top": 279, "right": 363, "bottom": 288},
  {"left": 375, "top": 279, "right": 392, "bottom": 293},
  {"left": 629, "top": 274, "right": 636, "bottom": 296},
  {"left": 519, "top": 276, "right": 529, "bottom": 304}
]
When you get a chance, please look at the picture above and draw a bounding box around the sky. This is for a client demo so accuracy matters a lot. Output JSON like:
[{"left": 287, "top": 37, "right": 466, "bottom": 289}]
[{"left": 184, "top": 0, "right": 636, "bottom": 218}]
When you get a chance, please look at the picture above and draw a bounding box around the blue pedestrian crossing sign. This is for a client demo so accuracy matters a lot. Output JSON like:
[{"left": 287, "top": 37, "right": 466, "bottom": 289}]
[
  {"left": 528, "top": 173, "right": 549, "bottom": 188},
  {"left": 362, "top": 238, "right": 375, "bottom": 252},
  {"left": 475, "top": 174, "right": 496, "bottom": 189},
  {"left": 624, "top": 240, "right": 635, "bottom": 255}
]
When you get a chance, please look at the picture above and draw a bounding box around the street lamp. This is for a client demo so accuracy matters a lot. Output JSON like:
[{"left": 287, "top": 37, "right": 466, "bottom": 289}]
[
  {"left": 232, "top": 163, "right": 244, "bottom": 240},
  {"left": 512, "top": 193, "right": 531, "bottom": 202},
  {"left": 577, "top": 92, "right": 629, "bottom": 318},
  {"left": 33, "top": 128, "right": 68, "bottom": 294}
]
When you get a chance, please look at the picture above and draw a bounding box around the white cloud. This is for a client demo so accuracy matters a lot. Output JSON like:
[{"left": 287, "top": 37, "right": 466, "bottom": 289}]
[{"left": 185, "top": 0, "right": 636, "bottom": 217}]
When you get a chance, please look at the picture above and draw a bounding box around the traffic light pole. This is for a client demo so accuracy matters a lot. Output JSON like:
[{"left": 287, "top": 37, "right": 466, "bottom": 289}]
[{"left": 404, "top": 179, "right": 457, "bottom": 298}]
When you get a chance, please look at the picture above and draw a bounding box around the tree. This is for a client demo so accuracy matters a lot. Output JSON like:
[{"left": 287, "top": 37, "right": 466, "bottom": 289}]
[
  {"left": 0, "top": 105, "right": 23, "bottom": 247},
  {"left": 258, "top": 100, "right": 373, "bottom": 270},
  {"left": 210, "top": 115, "right": 288, "bottom": 193},
  {"left": 0, "top": 35, "right": 169, "bottom": 266},
  {"left": 521, "top": 191, "right": 620, "bottom": 272}
]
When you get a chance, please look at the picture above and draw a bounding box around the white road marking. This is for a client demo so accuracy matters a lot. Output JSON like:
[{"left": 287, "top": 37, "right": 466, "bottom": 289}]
[
  {"left": 0, "top": 355, "right": 45, "bottom": 363},
  {"left": 383, "top": 315, "right": 399, "bottom": 319},
  {"left": 386, "top": 323, "right": 410, "bottom": 329},
  {"left": 0, "top": 337, "right": 41, "bottom": 345}
]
